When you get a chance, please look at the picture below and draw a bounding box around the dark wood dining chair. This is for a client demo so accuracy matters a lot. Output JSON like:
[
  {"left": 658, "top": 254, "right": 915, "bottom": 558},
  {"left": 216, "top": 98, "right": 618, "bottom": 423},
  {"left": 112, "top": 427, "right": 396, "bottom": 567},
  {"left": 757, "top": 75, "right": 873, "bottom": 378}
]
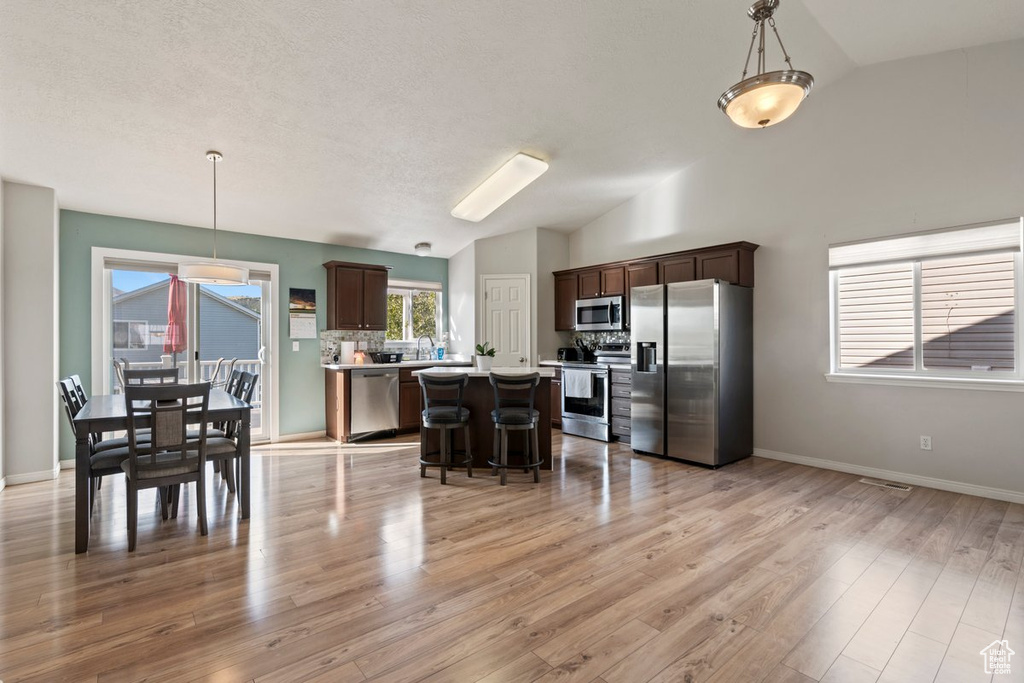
[
  {"left": 123, "top": 382, "right": 211, "bottom": 551},
  {"left": 206, "top": 371, "right": 259, "bottom": 494},
  {"left": 58, "top": 377, "right": 128, "bottom": 514},
  {"left": 124, "top": 368, "right": 179, "bottom": 385}
]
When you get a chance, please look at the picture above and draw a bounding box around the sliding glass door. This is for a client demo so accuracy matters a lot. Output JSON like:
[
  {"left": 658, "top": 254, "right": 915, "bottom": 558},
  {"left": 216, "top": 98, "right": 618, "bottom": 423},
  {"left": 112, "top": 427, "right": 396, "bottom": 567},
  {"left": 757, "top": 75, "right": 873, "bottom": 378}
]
[{"left": 104, "top": 263, "right": 273, "bottom": 441}]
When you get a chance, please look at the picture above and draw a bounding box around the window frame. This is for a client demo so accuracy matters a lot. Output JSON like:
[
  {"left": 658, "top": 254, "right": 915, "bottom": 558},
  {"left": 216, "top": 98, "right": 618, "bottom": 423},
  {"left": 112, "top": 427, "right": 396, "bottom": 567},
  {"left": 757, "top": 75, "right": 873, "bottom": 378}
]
[
  {"left": 112, "top": 319, "right": 150, "bottom": 350},
  {"left": 828, "top": 220, "right": 1024, "bottom": 387},
  {"left": 384, "top": 279, "right": 442, "bottom": 344}
]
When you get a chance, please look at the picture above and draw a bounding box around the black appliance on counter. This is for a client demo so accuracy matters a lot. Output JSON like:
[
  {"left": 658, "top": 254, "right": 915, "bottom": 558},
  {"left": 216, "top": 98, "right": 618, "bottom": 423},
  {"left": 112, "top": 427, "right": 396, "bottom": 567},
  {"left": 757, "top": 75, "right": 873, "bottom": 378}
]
[{"left": 557, "top": 347, "right": 580, "bottom": 362}]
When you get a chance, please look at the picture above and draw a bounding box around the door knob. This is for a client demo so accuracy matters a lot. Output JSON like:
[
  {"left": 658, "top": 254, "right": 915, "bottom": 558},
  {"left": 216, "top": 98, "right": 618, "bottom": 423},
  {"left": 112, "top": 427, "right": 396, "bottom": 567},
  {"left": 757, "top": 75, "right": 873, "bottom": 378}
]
[{"left": 520, "top": 357, "right": 526, "bottom": 364}]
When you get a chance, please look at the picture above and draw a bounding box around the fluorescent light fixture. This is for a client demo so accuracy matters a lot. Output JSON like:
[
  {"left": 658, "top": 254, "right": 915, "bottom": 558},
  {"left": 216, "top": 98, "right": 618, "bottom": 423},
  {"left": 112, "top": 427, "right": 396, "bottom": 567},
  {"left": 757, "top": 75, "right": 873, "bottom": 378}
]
[{"left": 451, "top": 153, "right": 549, "bottom": 222}]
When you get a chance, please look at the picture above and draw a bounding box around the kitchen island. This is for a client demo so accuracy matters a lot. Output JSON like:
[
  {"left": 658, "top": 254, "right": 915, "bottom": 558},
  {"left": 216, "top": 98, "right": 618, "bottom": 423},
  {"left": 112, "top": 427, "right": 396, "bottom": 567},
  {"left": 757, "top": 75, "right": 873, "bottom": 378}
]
[{"left": 412, "top": 366, "right": 556, "bottom": 471}]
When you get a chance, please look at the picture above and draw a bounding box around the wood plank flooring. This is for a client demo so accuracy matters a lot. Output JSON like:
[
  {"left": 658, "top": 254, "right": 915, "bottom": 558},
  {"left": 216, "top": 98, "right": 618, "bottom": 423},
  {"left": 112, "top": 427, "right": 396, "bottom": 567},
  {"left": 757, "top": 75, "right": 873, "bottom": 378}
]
[{"left": 0, "top": 433, "right": 1021, "bottom": 682}]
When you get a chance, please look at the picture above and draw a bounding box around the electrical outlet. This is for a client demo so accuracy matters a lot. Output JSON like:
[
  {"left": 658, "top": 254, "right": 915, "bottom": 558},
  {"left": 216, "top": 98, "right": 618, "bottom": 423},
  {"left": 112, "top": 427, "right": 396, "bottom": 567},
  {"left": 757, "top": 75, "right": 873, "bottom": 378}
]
[
  {"left": 920, "top": 435, "right": 932, "bottom": 451},
  {"left": 292, "top": 341, "right": 300, "bottom": 352}
]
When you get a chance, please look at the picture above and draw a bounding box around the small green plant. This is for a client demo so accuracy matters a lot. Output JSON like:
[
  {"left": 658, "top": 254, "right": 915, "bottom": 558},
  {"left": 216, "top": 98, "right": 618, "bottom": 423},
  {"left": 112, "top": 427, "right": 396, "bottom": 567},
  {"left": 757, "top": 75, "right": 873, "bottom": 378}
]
[{"left": 475, "top": 342, "right": 496, "bottom": 357}]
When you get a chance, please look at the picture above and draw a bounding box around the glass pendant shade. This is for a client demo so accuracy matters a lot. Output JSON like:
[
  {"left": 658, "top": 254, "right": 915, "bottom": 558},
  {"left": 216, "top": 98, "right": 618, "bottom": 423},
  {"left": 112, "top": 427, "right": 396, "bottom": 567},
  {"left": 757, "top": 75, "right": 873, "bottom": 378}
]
[
  {"left": 180, "top": 150, "right": 248, "bottom": 285},
  {"left": 718, "top": 70, "right": 813, "bottom": 128},
  {"left": 179, "top": 260, "right": 249, "bottom": 285}
]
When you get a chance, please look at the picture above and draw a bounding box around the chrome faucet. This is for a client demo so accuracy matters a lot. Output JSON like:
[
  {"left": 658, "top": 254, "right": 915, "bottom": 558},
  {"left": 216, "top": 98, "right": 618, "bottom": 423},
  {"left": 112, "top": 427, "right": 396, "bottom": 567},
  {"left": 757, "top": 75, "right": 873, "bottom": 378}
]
[{"left": 416, "top": 335, "right": 434, "bottom": 360}]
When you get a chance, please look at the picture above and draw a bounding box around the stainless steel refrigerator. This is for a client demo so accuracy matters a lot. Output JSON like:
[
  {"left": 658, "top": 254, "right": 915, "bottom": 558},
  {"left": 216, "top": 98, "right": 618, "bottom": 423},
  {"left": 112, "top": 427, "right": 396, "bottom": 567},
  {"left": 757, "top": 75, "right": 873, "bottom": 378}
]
[{"left": 631, "top": 280, "right": 753, "bottom": 467}]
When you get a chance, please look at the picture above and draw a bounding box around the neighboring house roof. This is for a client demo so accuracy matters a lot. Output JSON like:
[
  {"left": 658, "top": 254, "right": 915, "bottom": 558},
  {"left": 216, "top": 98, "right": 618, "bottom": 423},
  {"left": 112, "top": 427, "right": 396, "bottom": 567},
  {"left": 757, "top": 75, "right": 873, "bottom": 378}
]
[{"left": 113, "top": 280, "right": 260, "bottom": 320}]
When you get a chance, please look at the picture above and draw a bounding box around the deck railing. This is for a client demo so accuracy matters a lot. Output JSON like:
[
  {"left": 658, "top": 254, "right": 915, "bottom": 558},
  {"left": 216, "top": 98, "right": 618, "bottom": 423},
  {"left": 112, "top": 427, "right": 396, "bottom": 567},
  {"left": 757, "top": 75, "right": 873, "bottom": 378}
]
[{"left": 117, "top": 359, "right": 263, "bottom": 414}]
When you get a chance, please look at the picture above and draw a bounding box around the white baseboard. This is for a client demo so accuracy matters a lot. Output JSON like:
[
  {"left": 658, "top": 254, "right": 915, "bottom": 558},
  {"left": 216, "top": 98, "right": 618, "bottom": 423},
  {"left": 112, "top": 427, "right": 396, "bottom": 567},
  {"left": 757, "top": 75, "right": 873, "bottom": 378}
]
[
  {"left": 5, "top": 464, "right": 61, "bottom": 486},
  {"left": 274, "top": 430, "right": 328, "bottom": 443},
  {"left": 60, "top": 459, "right": 75, "bottom": 470},
  {"left": 0, "top": 476, "right": 5, "bottom": 493},
  {"left": 754, "top": 448, "right": 1024, "bottom": 505}
]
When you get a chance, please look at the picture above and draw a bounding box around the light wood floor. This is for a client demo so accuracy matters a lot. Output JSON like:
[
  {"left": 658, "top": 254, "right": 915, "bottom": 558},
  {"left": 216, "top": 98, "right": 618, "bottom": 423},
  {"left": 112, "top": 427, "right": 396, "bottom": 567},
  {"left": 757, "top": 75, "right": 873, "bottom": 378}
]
[{"left": 0, "top": 433, "right": 1021, "bottom": 682}]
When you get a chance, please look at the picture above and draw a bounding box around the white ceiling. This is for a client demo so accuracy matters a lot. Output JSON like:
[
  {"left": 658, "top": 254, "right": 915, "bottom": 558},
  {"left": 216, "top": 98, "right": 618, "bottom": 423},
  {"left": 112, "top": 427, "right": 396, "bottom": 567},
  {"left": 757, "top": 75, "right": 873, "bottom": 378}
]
[{"left": 1, "top": 1, "right": 1020, "bottom": 258}]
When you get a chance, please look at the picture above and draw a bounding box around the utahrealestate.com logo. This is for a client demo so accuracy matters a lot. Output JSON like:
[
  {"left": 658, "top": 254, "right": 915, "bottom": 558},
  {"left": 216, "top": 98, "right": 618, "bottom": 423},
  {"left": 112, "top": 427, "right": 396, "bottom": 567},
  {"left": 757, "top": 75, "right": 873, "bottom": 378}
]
[{"left": 981, "top": 639, "right": 1015, "bottom": 675}]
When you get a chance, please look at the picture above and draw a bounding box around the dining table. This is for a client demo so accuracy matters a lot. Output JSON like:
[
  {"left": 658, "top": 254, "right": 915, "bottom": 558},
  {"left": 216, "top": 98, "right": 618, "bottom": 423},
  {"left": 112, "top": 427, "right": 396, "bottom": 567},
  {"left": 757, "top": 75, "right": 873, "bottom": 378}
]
[{"left": 72, "top": 388, "right": 251, "bottom": 553}]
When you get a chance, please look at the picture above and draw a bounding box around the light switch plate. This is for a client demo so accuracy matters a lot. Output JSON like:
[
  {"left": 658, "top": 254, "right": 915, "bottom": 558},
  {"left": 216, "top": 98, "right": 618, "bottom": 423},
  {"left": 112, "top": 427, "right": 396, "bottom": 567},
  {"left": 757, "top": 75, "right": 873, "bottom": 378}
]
[{"left": 292, "top": 341, "right": 300, "bottom": 352}]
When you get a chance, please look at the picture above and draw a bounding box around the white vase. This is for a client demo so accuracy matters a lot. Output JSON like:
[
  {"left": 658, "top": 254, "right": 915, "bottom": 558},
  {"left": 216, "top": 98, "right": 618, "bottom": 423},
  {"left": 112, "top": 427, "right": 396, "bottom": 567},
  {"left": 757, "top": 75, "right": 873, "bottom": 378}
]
[{"left": 475, "top": 355, "right": 493, "bottom": 371}]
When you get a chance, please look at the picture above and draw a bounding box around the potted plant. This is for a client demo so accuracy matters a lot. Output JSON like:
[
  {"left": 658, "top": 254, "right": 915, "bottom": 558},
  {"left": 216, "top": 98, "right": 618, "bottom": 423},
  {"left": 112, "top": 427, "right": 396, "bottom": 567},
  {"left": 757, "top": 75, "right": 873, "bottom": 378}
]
[{"left": 474, "top": 342, "right": 496, "bottom": 371}]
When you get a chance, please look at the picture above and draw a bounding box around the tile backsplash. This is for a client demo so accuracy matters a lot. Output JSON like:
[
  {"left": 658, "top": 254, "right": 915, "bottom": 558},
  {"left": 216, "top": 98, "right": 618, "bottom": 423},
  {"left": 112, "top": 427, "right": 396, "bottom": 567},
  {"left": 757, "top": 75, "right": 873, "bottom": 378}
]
[
  {"left": 571, "top": 331, "right": 630, "bottom": 347},
  {"left": 320, "top": 329, "right": 385, "bottom": 364},
  {"left": 319, "top": 330, "right": 448, "bottom": 364}
]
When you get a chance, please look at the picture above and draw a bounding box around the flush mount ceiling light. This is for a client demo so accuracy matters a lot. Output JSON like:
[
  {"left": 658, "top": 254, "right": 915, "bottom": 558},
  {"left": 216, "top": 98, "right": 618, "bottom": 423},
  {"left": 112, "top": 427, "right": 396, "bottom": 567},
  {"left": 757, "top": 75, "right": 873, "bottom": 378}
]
[
  {"left": 451, "top": 153, "right": 549, "bottom": 222},
  {"left": 717, "top": 0, "right": 814, "bottom": 129},
  {"left": 414, "top": 242, "right": 432, "bottom": 256},
  {"left": 179, "top": 151, "right": 249, "bottom": 285}
]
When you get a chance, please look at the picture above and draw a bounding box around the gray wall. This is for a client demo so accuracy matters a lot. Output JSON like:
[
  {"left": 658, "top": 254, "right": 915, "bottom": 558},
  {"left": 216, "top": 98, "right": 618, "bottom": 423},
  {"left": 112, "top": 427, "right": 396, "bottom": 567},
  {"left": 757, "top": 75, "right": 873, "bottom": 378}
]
[
  {"left": 568, "top": 39, "right": 1024, "bottom": 499},
  {"left": 2, "top": 181, "right": 59, "bottom": 483}
]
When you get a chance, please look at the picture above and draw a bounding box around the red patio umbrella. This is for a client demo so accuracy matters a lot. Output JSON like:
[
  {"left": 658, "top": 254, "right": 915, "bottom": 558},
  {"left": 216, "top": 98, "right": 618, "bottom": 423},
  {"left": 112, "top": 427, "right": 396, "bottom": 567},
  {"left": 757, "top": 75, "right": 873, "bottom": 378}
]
[{"left": 164, "top": 275, "right": 187, "bottom": 375}]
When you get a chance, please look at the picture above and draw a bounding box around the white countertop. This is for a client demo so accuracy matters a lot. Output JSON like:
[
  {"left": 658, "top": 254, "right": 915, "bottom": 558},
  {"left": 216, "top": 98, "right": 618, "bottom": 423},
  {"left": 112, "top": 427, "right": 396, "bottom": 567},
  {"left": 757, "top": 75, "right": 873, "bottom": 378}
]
[
  {"left": 322, "top": 359, "right": 472, "bottom": 370},
  {"left": 411, "top": 366, "right": 557, "bottom": 378}
]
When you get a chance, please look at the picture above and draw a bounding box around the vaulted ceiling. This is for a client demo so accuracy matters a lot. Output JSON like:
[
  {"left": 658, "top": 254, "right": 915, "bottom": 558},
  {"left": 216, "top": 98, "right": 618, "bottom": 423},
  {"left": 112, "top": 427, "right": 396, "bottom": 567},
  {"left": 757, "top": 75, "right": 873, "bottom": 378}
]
[{"left": 2, "top": 1, "right": 1021, "bottom": 257}]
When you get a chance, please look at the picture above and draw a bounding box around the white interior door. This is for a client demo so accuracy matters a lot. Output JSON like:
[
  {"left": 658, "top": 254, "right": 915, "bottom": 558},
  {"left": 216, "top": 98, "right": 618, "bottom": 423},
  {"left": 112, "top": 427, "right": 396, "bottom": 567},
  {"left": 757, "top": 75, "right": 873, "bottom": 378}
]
[{"left": 480, "top": 274, "right": 531, "bottom": 367}]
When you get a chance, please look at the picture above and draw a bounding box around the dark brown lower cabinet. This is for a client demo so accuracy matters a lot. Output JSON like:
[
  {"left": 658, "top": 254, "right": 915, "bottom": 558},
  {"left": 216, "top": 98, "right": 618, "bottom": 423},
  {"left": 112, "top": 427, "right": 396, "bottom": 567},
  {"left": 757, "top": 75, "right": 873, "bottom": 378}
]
[
  {"left": 399, "top": 368, "right": 421, "bottom": 433},
  {"left": 610, "top": 367, "right": 631, "bottom": 443},
  {"left": 551, "top": 368, "right": 562, "bottom": 429}
]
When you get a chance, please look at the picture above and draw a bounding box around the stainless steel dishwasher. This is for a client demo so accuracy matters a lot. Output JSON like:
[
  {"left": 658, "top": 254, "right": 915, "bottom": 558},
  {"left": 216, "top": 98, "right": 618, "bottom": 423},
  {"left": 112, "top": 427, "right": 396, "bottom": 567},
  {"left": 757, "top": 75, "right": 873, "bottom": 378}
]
[{"left": 350, "top": 368, "right": 400, "bottom": 436}]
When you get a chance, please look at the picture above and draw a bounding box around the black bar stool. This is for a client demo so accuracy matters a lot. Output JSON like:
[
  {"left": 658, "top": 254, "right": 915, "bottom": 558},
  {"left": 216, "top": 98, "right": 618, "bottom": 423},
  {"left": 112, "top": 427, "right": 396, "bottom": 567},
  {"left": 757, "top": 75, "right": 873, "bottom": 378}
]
[
  {"left": 488, "top": 372, "right": 542, "bottom": 486},
  {"left": 418, "top": 373, "right": 473, "bottom": 485}
]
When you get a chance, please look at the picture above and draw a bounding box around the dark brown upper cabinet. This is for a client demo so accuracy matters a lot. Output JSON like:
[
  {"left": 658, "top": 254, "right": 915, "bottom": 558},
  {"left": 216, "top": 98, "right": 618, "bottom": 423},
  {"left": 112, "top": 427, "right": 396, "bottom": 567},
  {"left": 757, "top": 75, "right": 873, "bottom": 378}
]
[
  {"left": 626, "top": 261, "right": 659, "bottom": 293},
  {"left": 323, "top": 261, "right": 390, "bottom": 331},
  {"left": 554, "top": 273, "right": 578, "bottom": 331},
  {"left": 578, "top": 266, "right": 626, "bottom": 299},
  {"left": 577, "top": 270, "right": 601, "bottom": 299},
  {"left": 659, "top": 255, "right": 696, "bottom": 284},
  {"left": 697, "top": 247, "right": 755, "bottom": 287},
  {"left": 600, "top": 266, "right": 625, "bottom": 297}
]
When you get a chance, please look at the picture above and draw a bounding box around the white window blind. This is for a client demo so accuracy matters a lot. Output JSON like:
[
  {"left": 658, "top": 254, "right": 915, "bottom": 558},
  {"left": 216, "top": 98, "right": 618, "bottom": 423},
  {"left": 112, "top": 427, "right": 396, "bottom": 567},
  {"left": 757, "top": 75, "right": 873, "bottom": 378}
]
[
  {"left": 921, "top": 253, "right": 1015, "bottom": 371},
  {"left": 830, "top": 218, "right": 1022, "bottom": 380},
  {"left": 837, "top": 263, "right": 914, "bottom": 369},
  {"left": 830, "top": 219, "right": 1022, "bottom": 269}
]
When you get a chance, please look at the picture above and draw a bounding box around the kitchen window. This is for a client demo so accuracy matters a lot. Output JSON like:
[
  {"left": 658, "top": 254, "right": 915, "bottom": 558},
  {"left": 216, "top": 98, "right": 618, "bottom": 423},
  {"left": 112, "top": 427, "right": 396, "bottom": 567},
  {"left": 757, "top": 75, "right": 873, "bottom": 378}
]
[
  {"left": 386, "top": 279, "right": 442, "bottom": 342},
  {"left": 828, "top": 218, "right": 1023, "bottom": 387},
  {"left": 113, "top": 320, "right": 149, "bottom": 350}
]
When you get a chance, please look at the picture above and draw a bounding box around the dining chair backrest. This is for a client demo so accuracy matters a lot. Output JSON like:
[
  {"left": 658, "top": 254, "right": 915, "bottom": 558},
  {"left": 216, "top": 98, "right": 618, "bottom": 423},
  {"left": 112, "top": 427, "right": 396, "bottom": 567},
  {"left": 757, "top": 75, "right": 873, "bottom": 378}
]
[
  {"left": 489, "top": 372, "right": 541, "bottom": 413},
  {"left": 124, "top": 368, "right": 179, "bottom": 385},
  {"left": 418, "top": 373, "right": 469, "bottom": 413},
  {"left": 68, "top": 374, "right": 107, "bottom": 444},
  {"left": 123, "top": 382, "right": 210, "bottom": 478},
  {"left": 221, "top": 372, "right": 259, "bottom": 439},
  {"left": 224, "top": 368, "right": 244, "bottom": 397},
  {"left": 57, "top": 376, "right": 84, "bottom": 436},
  {"left": 235, "top": 371, "right": 259, "bottom": 403}
]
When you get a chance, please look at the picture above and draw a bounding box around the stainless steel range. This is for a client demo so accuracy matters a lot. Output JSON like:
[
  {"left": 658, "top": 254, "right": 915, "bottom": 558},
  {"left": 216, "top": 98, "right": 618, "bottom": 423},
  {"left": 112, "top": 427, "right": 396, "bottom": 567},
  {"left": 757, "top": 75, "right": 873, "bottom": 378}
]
[{"left": 560, "top": 343, "right": 629, "bottom": 442}]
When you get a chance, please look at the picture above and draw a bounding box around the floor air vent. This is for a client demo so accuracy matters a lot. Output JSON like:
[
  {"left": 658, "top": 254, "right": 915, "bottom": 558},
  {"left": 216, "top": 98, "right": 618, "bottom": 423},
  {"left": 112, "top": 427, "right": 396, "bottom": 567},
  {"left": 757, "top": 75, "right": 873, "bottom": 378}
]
[{"left": 859, "top": 478, "right": 912, "bottom": 492}]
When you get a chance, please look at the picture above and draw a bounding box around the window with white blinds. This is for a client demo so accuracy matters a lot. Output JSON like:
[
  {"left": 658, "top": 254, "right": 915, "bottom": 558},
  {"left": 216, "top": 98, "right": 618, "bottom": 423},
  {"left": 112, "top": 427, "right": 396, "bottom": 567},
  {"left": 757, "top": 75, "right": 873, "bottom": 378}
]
[{"left": 830, "top": 219, "right": 1022, "bottom": 379}]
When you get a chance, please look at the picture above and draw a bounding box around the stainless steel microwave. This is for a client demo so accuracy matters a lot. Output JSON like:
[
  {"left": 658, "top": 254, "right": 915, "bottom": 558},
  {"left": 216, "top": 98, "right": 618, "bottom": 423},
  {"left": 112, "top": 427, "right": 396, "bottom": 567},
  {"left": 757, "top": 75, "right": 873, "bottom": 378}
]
[{"left": 575, "top": 295, "right": 625, "bottom": 331}]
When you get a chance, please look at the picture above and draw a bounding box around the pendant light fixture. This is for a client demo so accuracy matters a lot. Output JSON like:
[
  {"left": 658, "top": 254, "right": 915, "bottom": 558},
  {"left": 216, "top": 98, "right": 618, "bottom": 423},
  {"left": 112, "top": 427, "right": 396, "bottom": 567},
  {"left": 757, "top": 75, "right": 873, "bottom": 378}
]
[
  {"left": 717, "top": 0, "right": 813, "bottom": 129},
  {"left": 179, "top": 151, "right": 249, "bottom": 285}
]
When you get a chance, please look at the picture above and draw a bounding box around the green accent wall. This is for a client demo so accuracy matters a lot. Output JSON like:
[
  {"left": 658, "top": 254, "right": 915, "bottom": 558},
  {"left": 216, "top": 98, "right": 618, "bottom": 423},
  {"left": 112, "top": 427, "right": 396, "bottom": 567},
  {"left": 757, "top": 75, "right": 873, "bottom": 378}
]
[{"left": 59, "top": 210, "right": 448, "bottom": 461}]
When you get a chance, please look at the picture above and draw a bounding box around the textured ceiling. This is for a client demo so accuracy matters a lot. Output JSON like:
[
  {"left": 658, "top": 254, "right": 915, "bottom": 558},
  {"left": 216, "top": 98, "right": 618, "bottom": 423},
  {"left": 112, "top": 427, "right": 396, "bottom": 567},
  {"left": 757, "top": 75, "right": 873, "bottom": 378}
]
[
  {"left": 0, "top": 2, "right": 1018, "bottom": 257},
  {"left": 803, "top": 0, "right": 1024, "bottom": 66}
]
